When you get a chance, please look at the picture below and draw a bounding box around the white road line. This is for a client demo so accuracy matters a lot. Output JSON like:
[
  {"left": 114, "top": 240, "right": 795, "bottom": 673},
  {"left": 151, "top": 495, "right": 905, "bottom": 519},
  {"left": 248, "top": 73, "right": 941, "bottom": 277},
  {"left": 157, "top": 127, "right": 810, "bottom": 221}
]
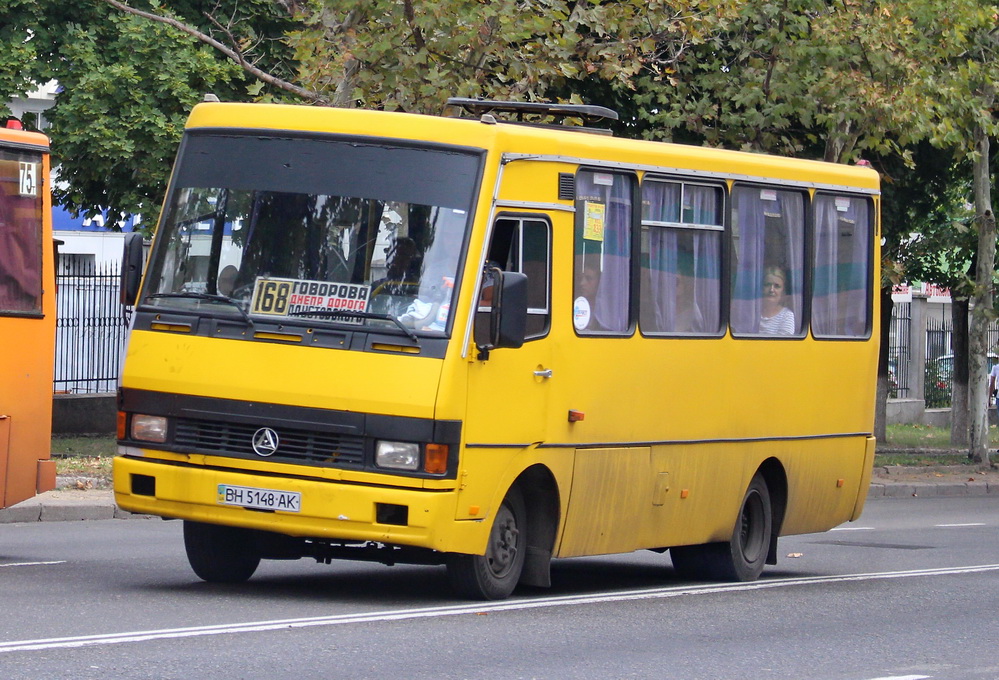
[
  {"left": 935, "top": 523, "right": 986, "bottom": 527},
  {"left": 831, "top": 526, "right": 876, "bottom": 531},
  {"left": 1, "top": 564, "right": 998, "bottom": 654},
  {"left": 865, "top": 675, "right": 931, "bottom": 680},
  {"left": 0, "top": 561, "right": 66, "bottom": 568}
]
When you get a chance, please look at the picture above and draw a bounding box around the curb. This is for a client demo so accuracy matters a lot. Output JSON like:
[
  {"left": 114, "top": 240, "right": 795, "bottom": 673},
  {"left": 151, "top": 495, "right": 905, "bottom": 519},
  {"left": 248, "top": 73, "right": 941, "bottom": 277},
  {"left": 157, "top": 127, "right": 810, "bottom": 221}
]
[
  {"left": 0, "top": 490, "right": 148, "bottom": 524},
  {"left": 867, "top": 480, "right": 998, "bottom": 498}
]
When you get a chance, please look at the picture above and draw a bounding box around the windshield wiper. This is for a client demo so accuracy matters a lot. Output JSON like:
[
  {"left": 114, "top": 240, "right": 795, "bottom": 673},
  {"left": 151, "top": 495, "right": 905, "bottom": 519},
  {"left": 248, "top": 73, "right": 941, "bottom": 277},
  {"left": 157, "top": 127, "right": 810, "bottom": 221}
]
[
  {"left": 148, "top": 292, "right": 253, "bottom": 325},
  {"left": 288, "top": 309, "right": 419, "bottom": 342}
]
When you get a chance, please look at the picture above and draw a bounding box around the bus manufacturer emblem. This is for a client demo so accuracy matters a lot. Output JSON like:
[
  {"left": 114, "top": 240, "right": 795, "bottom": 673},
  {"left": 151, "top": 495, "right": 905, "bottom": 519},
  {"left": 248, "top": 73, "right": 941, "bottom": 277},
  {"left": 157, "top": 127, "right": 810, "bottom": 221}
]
[{"left": 251, "top": 428, "right": 280, "bottom": 457}]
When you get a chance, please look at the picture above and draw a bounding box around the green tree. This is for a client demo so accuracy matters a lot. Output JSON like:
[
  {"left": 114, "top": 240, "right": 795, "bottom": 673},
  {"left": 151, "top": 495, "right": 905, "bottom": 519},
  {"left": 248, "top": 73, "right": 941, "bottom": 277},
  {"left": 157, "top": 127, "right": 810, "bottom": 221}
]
[
  {"left": 0, "top": 1, "right": 299, "bottom": 228},
  {"left": 892, "top": 0, "right": 998, "bottom": 466},
  {"left": 893, "top": 146, "right": 975, "bottom": 445},
  {"left": 630, "top": 0, "right": 915, "bottom": 162}
]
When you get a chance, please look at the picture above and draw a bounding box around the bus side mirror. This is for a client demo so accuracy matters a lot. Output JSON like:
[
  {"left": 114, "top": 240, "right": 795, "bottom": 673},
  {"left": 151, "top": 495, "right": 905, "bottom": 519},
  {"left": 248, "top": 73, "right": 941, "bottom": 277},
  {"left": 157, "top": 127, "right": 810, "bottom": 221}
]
[
  {"left": 121, "top": 232, "right": 145, "bottom": 305},
  {"left": 485, "top": 268, "right": 527, "bottom": 353}
]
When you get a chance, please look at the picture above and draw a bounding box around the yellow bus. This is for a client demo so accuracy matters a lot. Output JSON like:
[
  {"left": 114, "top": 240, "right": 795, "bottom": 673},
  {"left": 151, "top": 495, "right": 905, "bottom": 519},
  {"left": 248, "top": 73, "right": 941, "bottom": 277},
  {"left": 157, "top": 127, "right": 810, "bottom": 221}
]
[
  {"left": 114, "top": 99, "right": 879, "bottom": 599},
  {"left": 0, "top": 122, "right": 56, "bottom": 509}
]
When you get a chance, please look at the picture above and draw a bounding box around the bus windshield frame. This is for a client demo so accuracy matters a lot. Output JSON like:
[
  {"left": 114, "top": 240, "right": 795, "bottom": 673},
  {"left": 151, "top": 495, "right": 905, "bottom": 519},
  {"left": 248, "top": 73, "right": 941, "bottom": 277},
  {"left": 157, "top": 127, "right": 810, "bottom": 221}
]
[{"left": 140, "top": 131, "right": 484, "bottom": 340}]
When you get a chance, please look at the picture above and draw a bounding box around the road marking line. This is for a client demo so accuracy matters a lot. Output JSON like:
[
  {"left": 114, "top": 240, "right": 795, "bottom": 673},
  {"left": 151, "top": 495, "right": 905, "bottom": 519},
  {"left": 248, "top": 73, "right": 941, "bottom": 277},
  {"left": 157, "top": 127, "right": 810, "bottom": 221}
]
[
  {"left": 831, "top": 526, "right": 875, "bottom": 531},
  {"left": 866, "top": 676, "right": 931, "bottom": 680},
  {"left": 0, "top": 561, "right": 66, "bottom": 568},
  {"left": 1, "top": 564, "right": 998, "bottom": 654},
  {"left": 935, "top": 523, "right": 986, "bottom": 527}
]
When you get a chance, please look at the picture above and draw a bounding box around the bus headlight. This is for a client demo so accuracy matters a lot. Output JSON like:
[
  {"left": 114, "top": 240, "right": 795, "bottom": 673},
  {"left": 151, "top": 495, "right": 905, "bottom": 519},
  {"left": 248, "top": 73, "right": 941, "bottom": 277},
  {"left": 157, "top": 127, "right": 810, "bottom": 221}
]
[
  {"left": 131, "top": 414, "right": 168, "bottom": 443},
  {"left": 375, "top": 441, "right": 420, "bottom": 471}
]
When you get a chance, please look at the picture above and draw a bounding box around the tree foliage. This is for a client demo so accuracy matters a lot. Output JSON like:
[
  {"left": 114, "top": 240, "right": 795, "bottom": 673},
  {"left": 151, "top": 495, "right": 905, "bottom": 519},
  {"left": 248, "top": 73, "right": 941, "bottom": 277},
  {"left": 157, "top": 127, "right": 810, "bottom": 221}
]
[
  {"left": 0, "top": 1, "right": 298, "bottom": 225},
  {"left": 286, "top": 0, "right": 739, "bottom": 111},
  {"left": 630, "top": 0, "right": 919, "bottom": 162}
]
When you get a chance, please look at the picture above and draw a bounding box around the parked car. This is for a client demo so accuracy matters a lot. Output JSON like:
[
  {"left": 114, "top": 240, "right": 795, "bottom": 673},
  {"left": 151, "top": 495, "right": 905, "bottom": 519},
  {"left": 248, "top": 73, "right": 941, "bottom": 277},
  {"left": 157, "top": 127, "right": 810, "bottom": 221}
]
[{"left": 933, "top": 353, "right": 999, "bottom": 381}]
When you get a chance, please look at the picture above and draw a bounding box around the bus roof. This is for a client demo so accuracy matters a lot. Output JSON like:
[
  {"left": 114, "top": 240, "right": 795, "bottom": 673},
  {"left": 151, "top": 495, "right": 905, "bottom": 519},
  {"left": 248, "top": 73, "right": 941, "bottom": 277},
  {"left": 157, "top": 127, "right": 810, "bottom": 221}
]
[
  {"left": 0, "top": 124, "right": 49, "bottom": 151},
  {"left": 185, "top": 102, "right": 880, "bottom": 193}
]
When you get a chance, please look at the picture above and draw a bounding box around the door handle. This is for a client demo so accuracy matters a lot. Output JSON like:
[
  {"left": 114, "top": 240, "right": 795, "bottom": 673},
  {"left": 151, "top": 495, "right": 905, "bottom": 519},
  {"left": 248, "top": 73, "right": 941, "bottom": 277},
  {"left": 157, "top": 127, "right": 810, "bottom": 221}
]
[{"left": 533, "top": 369, "right": 553, "bottom": 379}]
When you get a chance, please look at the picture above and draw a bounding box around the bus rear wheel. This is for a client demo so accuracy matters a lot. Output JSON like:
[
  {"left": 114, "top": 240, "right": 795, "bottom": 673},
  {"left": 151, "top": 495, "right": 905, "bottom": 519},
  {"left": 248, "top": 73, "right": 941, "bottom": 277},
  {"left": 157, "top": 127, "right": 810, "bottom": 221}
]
[
  {"left": 446, "top": 486, "right": 527, "bottom": 600},
  {"left": 671, "top": 473, "right": 772, "bottom": 582},
  {"left": 183, "top": 520, "right": 261, "bottom": 583}
]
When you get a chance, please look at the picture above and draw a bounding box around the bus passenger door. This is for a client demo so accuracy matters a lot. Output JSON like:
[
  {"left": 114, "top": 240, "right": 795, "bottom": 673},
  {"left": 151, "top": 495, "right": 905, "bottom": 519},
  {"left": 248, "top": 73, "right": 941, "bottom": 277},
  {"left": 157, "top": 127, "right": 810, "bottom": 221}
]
[{"left": 465, "top": 214, "right": 553, "bottom": 452}]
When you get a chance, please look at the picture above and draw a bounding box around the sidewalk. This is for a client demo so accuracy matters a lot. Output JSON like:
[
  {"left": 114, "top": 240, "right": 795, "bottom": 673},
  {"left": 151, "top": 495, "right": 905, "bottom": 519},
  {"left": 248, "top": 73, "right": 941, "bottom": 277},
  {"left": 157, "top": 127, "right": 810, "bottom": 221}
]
[
  {"left": 2, "top": 471, "right": 997, "bottom": 524},
  {"left": 0, "top": 476, "right": 147, "bottom": 523}
]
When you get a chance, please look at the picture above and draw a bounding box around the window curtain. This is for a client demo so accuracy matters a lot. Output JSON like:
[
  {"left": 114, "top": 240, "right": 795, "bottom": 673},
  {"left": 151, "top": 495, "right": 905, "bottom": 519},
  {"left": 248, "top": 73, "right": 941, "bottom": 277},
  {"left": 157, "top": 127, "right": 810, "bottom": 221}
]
[
  {"left": 644, "top": 182, "right": 720, "bottom": 333},
  {"left": 730, "top": 187, "right": 804, "bottom": 334},
  {"left": 813, "top": 196, "right": 870, "bottom": 336}
]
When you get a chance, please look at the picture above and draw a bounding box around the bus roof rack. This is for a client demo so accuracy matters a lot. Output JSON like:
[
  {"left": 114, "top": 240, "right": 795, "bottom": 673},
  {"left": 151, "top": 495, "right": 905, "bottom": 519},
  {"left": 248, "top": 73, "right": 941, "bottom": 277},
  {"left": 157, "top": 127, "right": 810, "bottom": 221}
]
[{"left": 446, "top": 98, "right": 619, "bottom": 128}]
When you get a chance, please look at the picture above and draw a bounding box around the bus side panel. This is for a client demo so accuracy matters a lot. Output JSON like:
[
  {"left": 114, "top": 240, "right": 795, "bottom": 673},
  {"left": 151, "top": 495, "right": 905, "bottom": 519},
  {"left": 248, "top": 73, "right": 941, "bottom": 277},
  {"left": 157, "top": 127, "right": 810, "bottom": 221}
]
[
  {"left": 555, "top": 437, "right": 870, "bottom": 558},
  {"left": 776, "top": 436, "right": 872, "bottom": 535}
]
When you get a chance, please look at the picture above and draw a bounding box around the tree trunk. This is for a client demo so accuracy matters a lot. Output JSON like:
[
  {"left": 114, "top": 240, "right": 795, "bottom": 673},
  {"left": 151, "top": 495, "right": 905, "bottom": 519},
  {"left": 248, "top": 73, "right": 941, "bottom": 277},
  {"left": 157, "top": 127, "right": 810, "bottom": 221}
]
[
  {"left": 968, "top": 123, "right": 994, "bottom": 467},
  {"left": 875, "top": 288, "right": 893, "bottom": 442},
  {"left": 950, "top": 297, "right": 970, "bottom": 447}
]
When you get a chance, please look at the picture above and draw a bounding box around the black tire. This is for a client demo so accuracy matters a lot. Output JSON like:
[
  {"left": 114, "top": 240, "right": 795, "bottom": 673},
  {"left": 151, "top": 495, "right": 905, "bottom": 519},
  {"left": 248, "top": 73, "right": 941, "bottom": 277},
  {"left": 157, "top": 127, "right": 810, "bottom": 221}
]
[
  {"left": 670, "top": 473, "right": 772, "bottom": 582},
  {"left": 446, "top": 486, "right": 527, "bottom": 600},
  {"left": 183, "top": 520, "right": 261, "bottom": 583}
]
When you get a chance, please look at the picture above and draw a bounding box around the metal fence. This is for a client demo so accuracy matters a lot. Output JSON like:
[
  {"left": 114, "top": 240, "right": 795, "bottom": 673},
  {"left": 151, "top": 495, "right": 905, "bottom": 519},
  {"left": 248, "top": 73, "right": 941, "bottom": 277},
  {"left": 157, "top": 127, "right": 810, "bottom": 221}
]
[
  {"left": 888, "top": 302, "right": 911, "bottom": 398},
  {"left": 891, "top": 300, "right": 999, "bottom": 406},
  {"left": 54, "top": 259, "right": 130, "bottom": 394}
]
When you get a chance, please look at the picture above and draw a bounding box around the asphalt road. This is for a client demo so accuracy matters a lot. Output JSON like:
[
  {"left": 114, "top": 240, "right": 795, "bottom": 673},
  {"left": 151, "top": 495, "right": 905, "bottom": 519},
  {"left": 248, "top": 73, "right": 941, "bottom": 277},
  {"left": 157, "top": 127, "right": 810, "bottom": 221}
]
[{"left": 1, "top": 495, "right": 998, "bottom": 680}]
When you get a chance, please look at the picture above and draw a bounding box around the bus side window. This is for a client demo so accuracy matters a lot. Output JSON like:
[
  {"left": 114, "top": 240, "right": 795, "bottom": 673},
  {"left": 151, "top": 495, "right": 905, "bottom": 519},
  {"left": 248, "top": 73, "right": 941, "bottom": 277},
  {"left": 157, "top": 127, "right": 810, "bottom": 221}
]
[
  {"left": 730, "top": 185, "right": 805, "bottom": 337},
  {"left": 475, "top": 216, "right": 551, "bottom": 346},
  {"left": 639, "top": 179, "right": 723, "bottom": 335},
  {"left": 573, "top": 171, "right": 633, "bottom": 334},
  {"left": 812, "top": 194, "right": 872, "bottom": 338}
]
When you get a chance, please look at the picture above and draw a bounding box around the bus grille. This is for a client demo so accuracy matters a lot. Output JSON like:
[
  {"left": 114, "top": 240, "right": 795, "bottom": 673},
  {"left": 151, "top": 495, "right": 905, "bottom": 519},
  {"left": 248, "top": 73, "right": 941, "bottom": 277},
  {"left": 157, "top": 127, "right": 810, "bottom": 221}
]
[{"left": 173, "top": 419, "right": 366, "bottom": 468}]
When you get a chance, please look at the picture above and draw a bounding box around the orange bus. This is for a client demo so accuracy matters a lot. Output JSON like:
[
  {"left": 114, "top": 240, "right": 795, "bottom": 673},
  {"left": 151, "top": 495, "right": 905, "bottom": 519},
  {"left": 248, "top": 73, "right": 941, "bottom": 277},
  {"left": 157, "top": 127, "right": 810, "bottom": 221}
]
[{"left": 0, "top": 121, "right": 56, "bottom": 509}]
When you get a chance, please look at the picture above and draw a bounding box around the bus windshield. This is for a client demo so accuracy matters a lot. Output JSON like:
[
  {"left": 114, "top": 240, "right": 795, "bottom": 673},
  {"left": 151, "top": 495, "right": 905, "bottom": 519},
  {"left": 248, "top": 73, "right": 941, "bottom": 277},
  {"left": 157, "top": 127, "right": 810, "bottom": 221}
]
[{"left": 142, "top": 133, "right": 482, "bottom": 337}]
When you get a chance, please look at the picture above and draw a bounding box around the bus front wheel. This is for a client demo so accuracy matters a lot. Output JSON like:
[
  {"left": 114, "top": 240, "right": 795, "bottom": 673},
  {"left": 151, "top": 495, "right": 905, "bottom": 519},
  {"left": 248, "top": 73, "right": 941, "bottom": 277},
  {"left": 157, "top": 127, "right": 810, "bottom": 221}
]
[
  {"left": 446, "top": 486, "right": 527, "bottom": 600},
  {"left": 671, "top": 473, "right": 772, "bottom": 582},
  {"left": 183, "top": 520, "right": 261, "bottom": 583}
]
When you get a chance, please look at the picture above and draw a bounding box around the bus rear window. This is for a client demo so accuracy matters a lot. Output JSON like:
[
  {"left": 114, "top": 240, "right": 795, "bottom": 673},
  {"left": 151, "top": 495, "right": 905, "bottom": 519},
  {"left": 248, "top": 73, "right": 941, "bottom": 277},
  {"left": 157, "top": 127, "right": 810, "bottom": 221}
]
[{"left": 0, "top": 150, "right": 43, "bottom": 315}]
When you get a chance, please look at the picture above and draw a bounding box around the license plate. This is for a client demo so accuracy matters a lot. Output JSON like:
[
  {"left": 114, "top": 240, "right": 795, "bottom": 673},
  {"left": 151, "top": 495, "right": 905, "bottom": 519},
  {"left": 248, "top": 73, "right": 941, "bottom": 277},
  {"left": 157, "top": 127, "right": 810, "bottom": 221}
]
[{"left": 217, "top": 484, "right": 301, "bottom": 513}]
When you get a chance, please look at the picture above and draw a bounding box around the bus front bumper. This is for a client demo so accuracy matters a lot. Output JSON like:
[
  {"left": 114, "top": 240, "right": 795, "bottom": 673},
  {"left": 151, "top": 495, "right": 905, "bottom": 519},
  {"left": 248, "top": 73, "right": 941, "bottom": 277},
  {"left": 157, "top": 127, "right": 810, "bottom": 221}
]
[{"left": 113, "top": 455, "right": 484, "bottom": 554}]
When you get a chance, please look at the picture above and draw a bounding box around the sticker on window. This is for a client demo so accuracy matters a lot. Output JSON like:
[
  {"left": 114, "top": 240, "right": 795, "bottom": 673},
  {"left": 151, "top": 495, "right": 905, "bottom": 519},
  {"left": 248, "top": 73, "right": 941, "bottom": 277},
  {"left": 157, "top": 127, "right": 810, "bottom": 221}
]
[
  {"left": 19, "top": 162, "right": 38, "bottom": 197},
  {"left": 573, "top": 296, "right": 592, "bottom": 330},
  {"left": 250, "top": 277, "right": 370, "bottom": 321},
  {"left": 583, "top": 202, "right": 606, "bottom": 242}
]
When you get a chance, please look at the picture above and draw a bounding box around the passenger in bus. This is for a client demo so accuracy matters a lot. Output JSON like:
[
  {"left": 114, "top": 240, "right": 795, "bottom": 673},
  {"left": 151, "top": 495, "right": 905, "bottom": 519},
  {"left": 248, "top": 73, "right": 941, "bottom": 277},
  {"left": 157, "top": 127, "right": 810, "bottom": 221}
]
[
  {"left": 372, "top": 237, "right": 418, "bottom": 296},
  {"left": 759, "top": 265, "right": 795, "bottom": 335},
  {"left": 574, "top": 261, "right": 604, "bottom": 331}
]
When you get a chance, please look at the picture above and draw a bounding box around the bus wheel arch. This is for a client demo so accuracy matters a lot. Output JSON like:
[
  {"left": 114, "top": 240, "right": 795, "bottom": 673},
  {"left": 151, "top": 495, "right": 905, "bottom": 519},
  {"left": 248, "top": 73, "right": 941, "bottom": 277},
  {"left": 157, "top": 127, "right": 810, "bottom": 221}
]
[
  {"left": 671, "top": 462, "right": 784, "bottom": 582},
  {"left": 512, "top": 464, "right": 560, "bottom": 589},
  {"left": 445, "top": 464, "right": 560, "bottom": 599},
  {"left": 446, "top": 484, "right": 528, "bottom": 600},
  {"left": 757, "top": 457, "right": 788, "bottom": 565}
]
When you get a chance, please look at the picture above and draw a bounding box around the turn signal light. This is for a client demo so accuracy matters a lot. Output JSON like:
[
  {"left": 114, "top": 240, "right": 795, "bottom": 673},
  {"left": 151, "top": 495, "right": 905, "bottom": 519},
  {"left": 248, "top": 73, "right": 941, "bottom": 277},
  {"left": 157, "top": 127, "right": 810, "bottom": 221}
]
[{"left": 424, "top": 444, "right": 449, "bottom": 474}]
